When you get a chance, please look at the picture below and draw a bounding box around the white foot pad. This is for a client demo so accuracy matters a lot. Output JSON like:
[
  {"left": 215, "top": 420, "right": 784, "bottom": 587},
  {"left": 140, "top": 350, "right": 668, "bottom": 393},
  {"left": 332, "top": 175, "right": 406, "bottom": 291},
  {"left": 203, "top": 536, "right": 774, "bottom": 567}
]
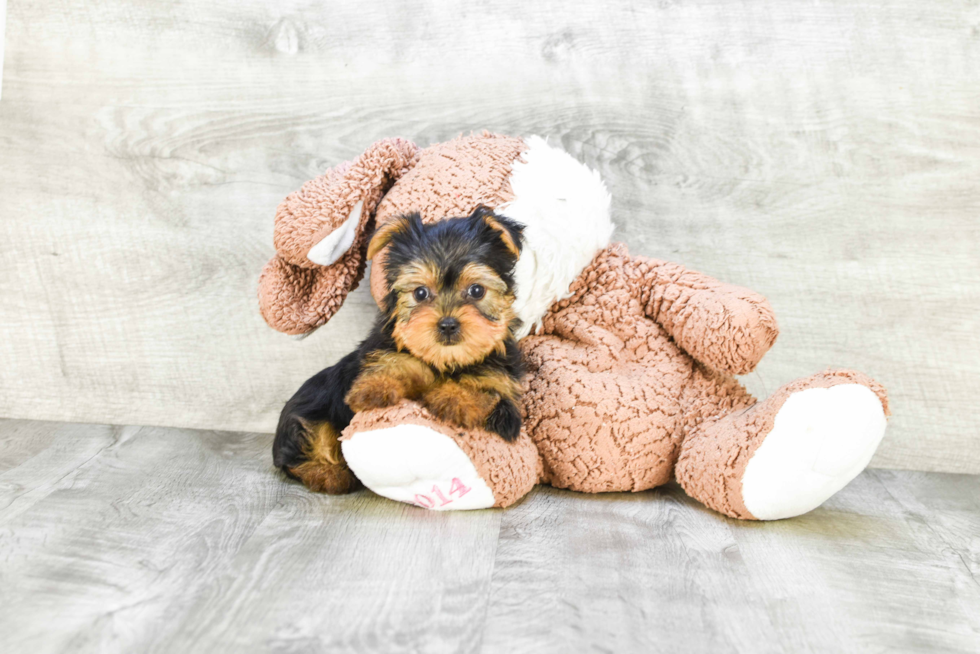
[
  {"left": 342, "top": 425, "right": 495, "bottom": 511},
  {"left": 741, "top": 384, "right": 887, "bottom": 520}
]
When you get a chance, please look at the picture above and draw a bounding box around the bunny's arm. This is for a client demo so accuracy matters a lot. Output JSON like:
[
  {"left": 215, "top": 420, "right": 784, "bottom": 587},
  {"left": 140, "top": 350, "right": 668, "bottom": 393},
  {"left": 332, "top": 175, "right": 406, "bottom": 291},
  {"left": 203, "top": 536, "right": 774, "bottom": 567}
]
[{"left": 629, "top": 255, "right": 779, "bottom": 375}]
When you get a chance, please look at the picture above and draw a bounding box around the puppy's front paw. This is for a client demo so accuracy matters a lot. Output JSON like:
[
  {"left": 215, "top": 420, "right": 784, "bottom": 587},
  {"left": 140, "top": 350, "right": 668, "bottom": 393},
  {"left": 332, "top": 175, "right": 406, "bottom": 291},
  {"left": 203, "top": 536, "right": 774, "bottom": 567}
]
[
  {"left": 423, "top": 383, "right": 498, "bottom": 430},
  {"left": 486, "top": 399, "right": 522, "bottom": 442},
  {"left": 345, "top": 374, "right": 405, "bottom": 412}
]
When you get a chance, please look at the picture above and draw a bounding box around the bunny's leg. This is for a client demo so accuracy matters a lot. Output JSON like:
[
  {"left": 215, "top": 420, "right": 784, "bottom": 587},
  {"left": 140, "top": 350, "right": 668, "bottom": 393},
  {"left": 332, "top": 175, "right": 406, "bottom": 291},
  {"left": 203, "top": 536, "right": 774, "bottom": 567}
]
[
  {"left": 340, "top": 402, "right": 542, "bottom": 510},
  {"left": 676, "top": 370, "right": 889, "bottom": 520}
]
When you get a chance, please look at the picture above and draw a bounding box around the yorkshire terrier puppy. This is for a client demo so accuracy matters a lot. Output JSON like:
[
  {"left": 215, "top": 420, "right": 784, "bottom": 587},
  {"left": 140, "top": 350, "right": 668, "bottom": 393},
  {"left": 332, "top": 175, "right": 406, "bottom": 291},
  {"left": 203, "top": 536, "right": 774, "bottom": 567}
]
[{"left": 273, "top": 207, "right": 525, "bottom": 493}]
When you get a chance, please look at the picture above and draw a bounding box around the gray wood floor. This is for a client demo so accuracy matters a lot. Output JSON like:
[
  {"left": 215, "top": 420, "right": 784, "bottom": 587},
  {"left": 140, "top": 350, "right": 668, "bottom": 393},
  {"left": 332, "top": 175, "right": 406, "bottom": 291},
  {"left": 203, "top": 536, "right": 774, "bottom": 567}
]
[{"left": 1, "top": 418, "right": 978, "bottom": 653}]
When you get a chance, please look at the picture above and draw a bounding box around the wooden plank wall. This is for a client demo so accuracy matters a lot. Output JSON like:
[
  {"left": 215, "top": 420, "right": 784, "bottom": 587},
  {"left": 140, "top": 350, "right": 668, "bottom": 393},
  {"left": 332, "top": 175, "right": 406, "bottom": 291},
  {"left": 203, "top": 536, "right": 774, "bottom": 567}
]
[{"left": 1, "top": 1, "right": 978, "bottom": 473}]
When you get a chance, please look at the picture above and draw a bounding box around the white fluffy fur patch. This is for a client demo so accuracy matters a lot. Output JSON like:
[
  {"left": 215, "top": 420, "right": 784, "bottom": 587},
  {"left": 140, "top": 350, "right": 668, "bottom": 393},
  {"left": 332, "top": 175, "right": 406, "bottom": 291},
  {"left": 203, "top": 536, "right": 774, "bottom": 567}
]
[{"left": 500, "top": 136, "right": 614, "bottom": 339}]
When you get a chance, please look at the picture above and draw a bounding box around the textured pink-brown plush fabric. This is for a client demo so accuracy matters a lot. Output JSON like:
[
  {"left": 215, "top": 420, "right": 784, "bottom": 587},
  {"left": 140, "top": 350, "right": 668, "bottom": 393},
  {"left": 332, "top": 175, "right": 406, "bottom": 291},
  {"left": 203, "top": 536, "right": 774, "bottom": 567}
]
[
  {"left": 633, "top": 257, "right": 779, "bottom": 375},
  {"left": 520, "top": 244, "right": 775, "bottom": 494},
  {"left": 368, "top": 132, "right": 526, "bottom": 305},
  {"left": 341, "top": 401, "right": 541, "bottom": 508},
  {"left": 258, "top": 138, "right": 419, "bottom": 334},
  {"left": 675, "top": 369, "right": 890, "bottom": 519}
]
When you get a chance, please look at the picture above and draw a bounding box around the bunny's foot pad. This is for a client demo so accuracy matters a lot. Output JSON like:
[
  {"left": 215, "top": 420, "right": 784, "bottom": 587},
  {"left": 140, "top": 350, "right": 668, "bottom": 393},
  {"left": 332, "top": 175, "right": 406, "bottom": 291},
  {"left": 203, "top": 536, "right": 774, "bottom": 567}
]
[
  {"left": 342, "top": 424, "right": 496, "bottom": 511},
  {"left": 740, "top": 383, "right": 887, "bottom": 520}
]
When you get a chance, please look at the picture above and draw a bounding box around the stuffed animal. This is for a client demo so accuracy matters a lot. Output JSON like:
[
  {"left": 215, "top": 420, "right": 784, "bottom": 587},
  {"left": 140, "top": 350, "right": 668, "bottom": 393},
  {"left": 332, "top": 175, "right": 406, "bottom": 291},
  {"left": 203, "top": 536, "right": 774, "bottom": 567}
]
[{"left": 259, "top": 132, "right": 889, "bottom": 520}]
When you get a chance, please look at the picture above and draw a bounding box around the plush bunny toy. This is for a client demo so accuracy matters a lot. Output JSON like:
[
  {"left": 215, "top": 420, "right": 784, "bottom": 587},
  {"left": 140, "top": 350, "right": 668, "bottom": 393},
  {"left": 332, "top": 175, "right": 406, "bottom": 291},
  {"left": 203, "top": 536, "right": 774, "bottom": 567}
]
[{"left": 259, "top": 132, "right": 889, "bottom": 519}]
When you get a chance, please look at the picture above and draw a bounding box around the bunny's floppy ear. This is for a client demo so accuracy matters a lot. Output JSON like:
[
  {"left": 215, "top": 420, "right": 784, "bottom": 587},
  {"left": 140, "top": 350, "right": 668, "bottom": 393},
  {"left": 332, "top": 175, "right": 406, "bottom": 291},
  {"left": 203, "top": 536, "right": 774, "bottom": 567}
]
[{"left": 259, "top": 138, "right": 420, "bottom": 335}]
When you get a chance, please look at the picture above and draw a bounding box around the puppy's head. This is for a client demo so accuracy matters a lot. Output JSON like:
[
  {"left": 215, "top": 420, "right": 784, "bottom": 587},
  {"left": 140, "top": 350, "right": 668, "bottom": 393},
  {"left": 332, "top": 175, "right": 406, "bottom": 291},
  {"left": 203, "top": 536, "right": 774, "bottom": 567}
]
[{"left": 367, "top": 207, "right": 524, "bottom": 372}]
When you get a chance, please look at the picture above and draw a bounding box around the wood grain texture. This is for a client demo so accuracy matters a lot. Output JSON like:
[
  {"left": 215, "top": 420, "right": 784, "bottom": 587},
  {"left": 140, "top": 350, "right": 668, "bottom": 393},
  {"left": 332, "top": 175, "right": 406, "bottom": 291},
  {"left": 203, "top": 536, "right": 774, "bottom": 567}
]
[
  {"left": 484, "top": 474, "right": 980, "bottom": 654},
  {"left": 0, "top": 1, "right": 978, "bottom": 472},
  {"left": 0, "top": 0, "right": 6, "bottom": 100},
  {"left": 1, "top": 418, "right": 978, "bottom": 653}
]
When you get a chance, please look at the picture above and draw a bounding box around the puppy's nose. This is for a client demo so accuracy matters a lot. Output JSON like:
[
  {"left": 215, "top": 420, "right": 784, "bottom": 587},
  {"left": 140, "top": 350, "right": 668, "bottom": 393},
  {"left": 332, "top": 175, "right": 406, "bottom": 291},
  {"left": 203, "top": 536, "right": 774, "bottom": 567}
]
[{"left": 437, "top": 317, "right": 460, "bottom": 337}]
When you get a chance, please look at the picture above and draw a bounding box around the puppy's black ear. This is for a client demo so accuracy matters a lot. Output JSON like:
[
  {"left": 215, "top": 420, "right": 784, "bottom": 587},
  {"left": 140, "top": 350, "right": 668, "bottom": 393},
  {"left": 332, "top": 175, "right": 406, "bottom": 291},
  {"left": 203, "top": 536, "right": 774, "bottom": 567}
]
[
  {"left": 472, "top": 206, "right": 524, "bottom": 258},
  {"left": 367, "top": 213, "right": 421, "bottom": 260}
]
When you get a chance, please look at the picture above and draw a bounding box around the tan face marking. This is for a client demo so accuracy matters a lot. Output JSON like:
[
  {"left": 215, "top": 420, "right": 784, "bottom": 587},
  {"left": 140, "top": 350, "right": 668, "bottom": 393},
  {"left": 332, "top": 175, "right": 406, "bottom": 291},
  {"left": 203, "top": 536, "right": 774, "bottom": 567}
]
[
  {"left": 391, "top": 260, "right": 440, "bottom": 295},
  {"left": 458, "top": 263, "right": 508, "bottom": 299}
]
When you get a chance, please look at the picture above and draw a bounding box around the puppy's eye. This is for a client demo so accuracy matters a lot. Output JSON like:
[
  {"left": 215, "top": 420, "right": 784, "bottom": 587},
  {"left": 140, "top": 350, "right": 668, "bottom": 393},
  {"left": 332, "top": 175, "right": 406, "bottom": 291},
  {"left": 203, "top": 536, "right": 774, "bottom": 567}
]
[
  {"left": 467, "top": 284, "right": 485, "bottom": 300},
  {"left": 412, "top": 287, "right": 430, "bottom": 302}
]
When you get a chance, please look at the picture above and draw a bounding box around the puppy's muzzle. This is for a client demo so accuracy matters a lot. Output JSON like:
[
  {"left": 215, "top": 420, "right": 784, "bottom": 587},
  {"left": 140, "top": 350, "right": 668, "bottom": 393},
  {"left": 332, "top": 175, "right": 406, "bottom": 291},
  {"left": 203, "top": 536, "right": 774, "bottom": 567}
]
[{"left": 437, "top": 317, "right": 461, "bottom": 342}]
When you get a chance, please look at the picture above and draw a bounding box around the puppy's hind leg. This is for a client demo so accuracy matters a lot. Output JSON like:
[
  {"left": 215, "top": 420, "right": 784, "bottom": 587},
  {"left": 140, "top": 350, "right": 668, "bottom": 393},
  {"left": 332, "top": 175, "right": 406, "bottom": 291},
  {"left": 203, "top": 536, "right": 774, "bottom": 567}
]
[
  {"left": 273, "top": 352, "right": 361, "bottom": 494},
  {"left": 277, "top": 416, "right": 359, "bottom": 494}
]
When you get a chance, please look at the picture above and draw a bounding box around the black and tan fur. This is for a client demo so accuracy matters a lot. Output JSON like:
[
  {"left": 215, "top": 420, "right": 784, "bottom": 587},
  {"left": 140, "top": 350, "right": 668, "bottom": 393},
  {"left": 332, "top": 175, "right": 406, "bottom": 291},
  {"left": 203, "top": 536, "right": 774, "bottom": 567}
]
[{"left": 273, "top": 207, "right": 525, "bottom": 493}]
